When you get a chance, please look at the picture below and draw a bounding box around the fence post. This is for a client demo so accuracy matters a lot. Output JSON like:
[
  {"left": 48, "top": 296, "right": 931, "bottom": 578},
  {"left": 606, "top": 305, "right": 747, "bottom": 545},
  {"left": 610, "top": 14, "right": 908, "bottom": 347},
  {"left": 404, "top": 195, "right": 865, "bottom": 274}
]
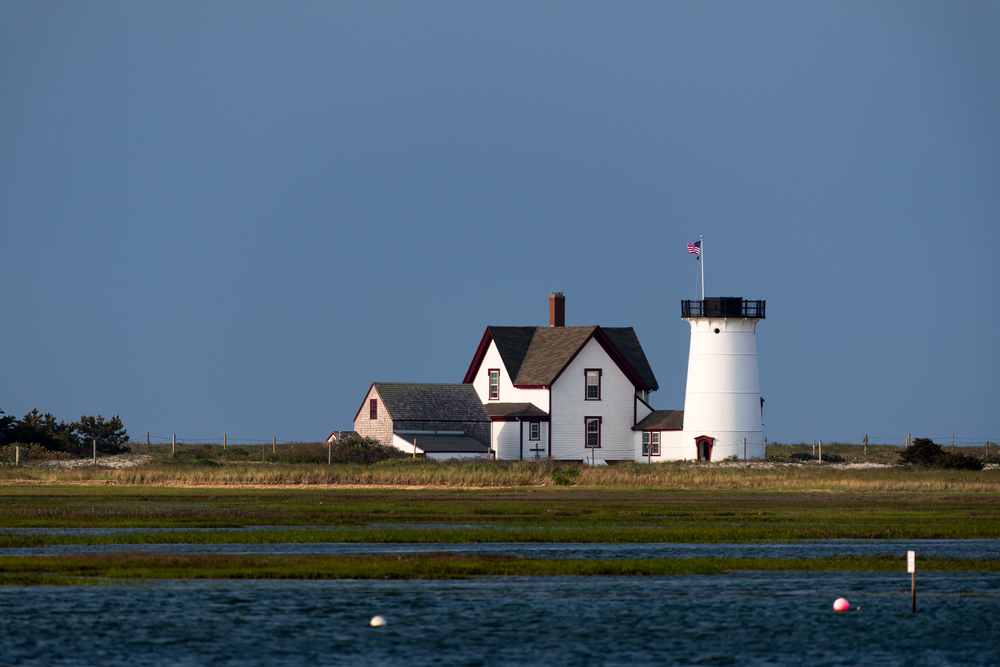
[
  {"left": 262, "top": 441, "right": 266, "bottom": 463},
  {"left": 172, "top": 434, "right": 176, "bottom": 457},
  {"left": 273, "top": 437, "right": 276, "bottom": 454},
  {"left": 328, "top": 438, "right": 332, "bottom": 465},
  {"left": 93, "top": 438, "right": 97, "bottom": 465},
  {"left": 147, "top": 431, "right": 150, "bottom": 452},
  {"left": 818, "top": 440, "right": 822, "bottom": 463},
  {"left": 15, "top": 445, "right": 20, "bottom": 466},
  {"left": 863, "top": 434, "right": 868, "bottom": 455},
  {"left": 224, "top": 433, "right": 227, "bottom": 451},
  {"left": 951, "top": 434, "right": 954, "bottom": 452}
]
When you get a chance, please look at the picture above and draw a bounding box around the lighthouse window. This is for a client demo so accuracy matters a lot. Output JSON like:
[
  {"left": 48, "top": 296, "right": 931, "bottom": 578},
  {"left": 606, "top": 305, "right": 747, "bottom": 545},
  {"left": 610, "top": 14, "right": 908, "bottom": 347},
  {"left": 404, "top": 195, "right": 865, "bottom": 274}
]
[
  {"left": 585, "top": 369, "right": 602, "bottom": 400},
  {"left": 585, "top": 417, "right": 601, "bottom": 448}
]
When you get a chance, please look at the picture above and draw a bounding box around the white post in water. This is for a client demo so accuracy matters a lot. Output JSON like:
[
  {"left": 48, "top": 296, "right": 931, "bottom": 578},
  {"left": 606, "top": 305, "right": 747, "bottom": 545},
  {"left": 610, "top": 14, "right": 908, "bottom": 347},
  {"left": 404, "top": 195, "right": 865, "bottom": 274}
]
[
  {"left": 908, "top": 550, "right": 916, "bottom": 613},
  {"left": 681, "top": 296, "right": 766, "bottom": 460}
]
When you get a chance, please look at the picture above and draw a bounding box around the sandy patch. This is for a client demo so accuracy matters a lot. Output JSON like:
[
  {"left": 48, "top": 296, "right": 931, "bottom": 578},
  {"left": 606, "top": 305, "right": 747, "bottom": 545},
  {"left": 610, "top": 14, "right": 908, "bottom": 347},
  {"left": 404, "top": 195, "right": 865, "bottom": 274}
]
[{"left": 43, "top": 453, "right": 156, "bottom": 470}]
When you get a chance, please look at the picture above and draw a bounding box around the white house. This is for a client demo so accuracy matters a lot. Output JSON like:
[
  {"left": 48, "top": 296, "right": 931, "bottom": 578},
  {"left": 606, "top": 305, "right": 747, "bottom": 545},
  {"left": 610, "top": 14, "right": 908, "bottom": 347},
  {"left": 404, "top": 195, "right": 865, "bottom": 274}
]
[{"left": 462, "top": 292, "right": 660, "bottom": 463}]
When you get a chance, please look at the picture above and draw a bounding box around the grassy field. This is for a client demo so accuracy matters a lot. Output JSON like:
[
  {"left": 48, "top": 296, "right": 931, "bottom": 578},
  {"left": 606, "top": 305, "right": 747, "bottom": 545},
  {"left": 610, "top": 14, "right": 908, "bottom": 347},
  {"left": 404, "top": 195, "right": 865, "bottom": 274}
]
[
  {"left": 2, "top": 552, "right": 998, "bottom": 585},
  {"left": 2, "top": 446, "right": 999, "bottom": 492}
]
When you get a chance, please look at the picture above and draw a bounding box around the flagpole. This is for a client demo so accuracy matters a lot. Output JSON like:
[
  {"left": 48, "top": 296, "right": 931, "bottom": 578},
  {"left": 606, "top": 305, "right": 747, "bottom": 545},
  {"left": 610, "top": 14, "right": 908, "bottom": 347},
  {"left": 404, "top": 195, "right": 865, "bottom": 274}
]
[{"left": 700, "top": 235, "right": 705, "bottom": 300}]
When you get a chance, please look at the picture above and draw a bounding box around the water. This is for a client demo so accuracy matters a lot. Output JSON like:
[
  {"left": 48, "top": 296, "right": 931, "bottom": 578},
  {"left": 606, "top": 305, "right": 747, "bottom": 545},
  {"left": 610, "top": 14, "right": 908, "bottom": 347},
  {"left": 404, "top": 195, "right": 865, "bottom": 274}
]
[
  {"left": 2, "top": 573, "right": 998, "bottom": 665},
  {"left": 4, "top": 538, "right": 999, "bottom": 559}
]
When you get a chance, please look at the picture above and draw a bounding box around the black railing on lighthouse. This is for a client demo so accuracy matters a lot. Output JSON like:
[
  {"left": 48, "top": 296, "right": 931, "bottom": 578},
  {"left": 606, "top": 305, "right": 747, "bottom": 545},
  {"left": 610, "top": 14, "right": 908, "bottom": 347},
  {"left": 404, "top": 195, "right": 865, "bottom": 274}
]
[{"left": 681, "top": 298, "right": 766, "bottom": 319}]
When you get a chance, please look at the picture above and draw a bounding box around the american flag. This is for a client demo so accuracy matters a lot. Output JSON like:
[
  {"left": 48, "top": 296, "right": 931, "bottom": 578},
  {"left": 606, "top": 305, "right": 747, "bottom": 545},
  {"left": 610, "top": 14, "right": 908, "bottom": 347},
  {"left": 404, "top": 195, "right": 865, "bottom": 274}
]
[{"left": 687, "top": 240, "right": 701, "bottom": 257}]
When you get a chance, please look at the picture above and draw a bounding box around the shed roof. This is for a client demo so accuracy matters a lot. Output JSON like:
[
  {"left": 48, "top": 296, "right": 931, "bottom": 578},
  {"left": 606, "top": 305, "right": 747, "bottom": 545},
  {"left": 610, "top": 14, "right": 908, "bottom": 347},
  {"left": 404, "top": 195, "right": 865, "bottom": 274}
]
[
  {"left": 393, "top": 432, "right": 490, "bottom": 454},
  {"left": 633, "top": 409, "right": 684, "bottom": 431},
  {"left": 372, "top": 382, "right": 490, "bottom": 422},
  {"left": 484, "top": 402, "right": 549, "bottom": 418}
]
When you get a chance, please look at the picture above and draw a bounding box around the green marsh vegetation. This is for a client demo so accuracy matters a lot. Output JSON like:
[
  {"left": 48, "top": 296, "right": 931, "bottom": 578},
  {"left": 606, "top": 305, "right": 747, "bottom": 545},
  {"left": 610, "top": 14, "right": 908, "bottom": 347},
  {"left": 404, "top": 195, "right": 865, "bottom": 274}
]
[
  {"left": 1, "top": 552, "right": 997, "bottom": 585},
  {"left": 1, "top": 485, "right": 998, "bottom": 547}
]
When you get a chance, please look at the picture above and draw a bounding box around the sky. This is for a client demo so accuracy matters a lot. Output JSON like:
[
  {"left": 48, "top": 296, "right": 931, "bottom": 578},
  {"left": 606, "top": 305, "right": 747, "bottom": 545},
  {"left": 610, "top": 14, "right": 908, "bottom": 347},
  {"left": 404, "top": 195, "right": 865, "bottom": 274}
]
[{"left": 2, "top": 1, "right": 998, "bottom": 446}]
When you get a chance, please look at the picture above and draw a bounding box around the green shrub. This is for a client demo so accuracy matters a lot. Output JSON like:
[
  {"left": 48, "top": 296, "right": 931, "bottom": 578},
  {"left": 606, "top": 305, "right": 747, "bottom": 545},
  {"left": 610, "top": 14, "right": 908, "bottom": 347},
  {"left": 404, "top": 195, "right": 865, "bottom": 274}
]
[
  {"left": 552, "top": 466, "right": 579, "bottom": 486},
  {"left": 898, "top": 438, "right": 983, "bottom": 470}
]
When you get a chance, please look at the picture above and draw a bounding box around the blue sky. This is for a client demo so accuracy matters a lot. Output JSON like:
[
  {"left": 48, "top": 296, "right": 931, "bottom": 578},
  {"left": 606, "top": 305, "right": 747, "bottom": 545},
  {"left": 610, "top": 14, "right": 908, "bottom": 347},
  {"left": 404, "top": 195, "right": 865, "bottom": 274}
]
[{"left": 2, "top": 1, "right": 998, "bottom": 446}]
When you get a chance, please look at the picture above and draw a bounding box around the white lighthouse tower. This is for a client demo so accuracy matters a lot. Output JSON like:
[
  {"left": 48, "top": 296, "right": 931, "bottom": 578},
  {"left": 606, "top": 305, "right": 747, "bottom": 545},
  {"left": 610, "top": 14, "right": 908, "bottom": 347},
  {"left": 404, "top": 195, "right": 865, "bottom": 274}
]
[{"left": 681, "top": 297, "right": 766, "bottom": 460}]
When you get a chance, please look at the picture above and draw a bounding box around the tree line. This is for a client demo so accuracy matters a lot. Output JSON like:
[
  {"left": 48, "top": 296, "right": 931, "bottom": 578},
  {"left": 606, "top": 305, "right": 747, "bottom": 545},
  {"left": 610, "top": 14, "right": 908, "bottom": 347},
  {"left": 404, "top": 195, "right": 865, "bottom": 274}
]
[{"left": 0, "top": 408, "right": 130, "bottom": 456}]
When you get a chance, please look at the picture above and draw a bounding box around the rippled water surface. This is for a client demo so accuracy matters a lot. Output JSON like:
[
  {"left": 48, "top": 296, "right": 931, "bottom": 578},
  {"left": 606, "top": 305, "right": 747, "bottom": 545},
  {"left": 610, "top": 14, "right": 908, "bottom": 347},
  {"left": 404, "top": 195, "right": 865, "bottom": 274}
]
[{"left": 2, "top": 573, "right": 999, "bottom": 666}]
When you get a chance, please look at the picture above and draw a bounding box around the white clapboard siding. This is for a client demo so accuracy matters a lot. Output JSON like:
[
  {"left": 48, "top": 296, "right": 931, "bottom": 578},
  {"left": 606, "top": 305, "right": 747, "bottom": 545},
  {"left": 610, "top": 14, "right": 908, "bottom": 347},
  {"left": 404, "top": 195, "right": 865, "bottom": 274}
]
[
  {"left": 550, "top": 337, "right": 638, "bottom": 461},
  {"left": 493, "top": 420, "right": 521, "bottom": 460},
  {"left": 523, "top": 421, "right": 549, "bottom": 460},
  {"left": 472, "top": 340, "right": 550, "bottom": 410}
]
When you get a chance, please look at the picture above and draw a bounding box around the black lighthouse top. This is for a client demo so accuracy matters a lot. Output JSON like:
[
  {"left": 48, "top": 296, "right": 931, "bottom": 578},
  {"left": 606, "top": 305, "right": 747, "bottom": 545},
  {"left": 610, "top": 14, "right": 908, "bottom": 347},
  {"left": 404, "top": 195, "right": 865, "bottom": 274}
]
[{"left": 681, "top": 297, "right": 765, "bottom": 319}]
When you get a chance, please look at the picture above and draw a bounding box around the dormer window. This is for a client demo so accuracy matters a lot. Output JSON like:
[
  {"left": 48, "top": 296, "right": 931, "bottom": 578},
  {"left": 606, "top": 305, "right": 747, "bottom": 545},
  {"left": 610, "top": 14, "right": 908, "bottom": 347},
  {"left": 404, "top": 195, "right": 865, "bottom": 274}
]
[
  {"left": 489, "top": 369, "right": 500, "bottom": 400},
  {"left": 585, "top": 369, "right": 601, "bottom": 400},
  {"left": 369, "top": 399, "right": 378, "bottom": 420}
]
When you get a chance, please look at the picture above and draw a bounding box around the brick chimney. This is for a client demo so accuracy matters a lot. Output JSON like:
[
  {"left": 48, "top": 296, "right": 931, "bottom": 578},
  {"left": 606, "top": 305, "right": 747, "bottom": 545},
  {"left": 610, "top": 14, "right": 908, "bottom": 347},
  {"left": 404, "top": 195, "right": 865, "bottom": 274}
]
[{"left": 549, "top": 291, "right": 565, "bottom": 327}]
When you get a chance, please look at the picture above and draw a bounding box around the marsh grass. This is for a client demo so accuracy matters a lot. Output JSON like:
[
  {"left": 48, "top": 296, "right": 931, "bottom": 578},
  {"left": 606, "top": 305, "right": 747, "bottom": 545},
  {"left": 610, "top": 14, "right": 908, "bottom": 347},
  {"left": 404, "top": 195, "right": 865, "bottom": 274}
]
[
  {"left": 1, "top": 552, "right": 997, "bottom": 585},
  {"left": 1, "top": 484, "right": 998, "bottom": 542},
  {"left": 2, "top": 455, "right": 999, "bottom": 493}
]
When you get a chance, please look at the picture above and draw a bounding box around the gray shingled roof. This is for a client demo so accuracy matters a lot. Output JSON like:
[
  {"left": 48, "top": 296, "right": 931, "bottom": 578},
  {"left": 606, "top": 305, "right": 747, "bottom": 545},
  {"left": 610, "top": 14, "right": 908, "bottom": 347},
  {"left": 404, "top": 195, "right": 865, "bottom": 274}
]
[
  {"left": 513, "top": 326, "right": 597, "bottom": 385},
  {"left": 487, "top": 326, "right": 536, "bottom": 381},
  {"left": 633, "top": 409, "right": 684, "bottom": 431},
  {"left": 602, "top": 327, "right": 658, "bottom": 391},
  {"left": 487, "top": 325, "right": 658, "bottom": 391},
  {"left": 393, "top": 432, "right": 490, "bottom": 454},
  {"left": 373, "top": 383, "right": 490, "bottom": 422},
  {"left": 483, "top": 402, "right": 548, "bottom": 418}
]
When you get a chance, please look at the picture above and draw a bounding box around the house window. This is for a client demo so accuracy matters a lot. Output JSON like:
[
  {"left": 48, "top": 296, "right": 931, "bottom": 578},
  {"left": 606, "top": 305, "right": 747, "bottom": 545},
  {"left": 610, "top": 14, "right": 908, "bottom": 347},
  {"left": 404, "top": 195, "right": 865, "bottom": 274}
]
[
  {"left": 642, "top": 431, "right": 660, "bottom": 457},
  {"left": 585, "top": 417, "right": 601, "bottom": 448},
  {"left": 489, "top": 369, "right": 500, "bottom": 401},
  {"left": 529, "top": 422, "right": 540, "bottom": 441},
  {"left": 369, "top": 399, "right": 377, "bottom": 420},
  {"left": 585, "top": 369, "right": 601, "bottom": 400}
]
